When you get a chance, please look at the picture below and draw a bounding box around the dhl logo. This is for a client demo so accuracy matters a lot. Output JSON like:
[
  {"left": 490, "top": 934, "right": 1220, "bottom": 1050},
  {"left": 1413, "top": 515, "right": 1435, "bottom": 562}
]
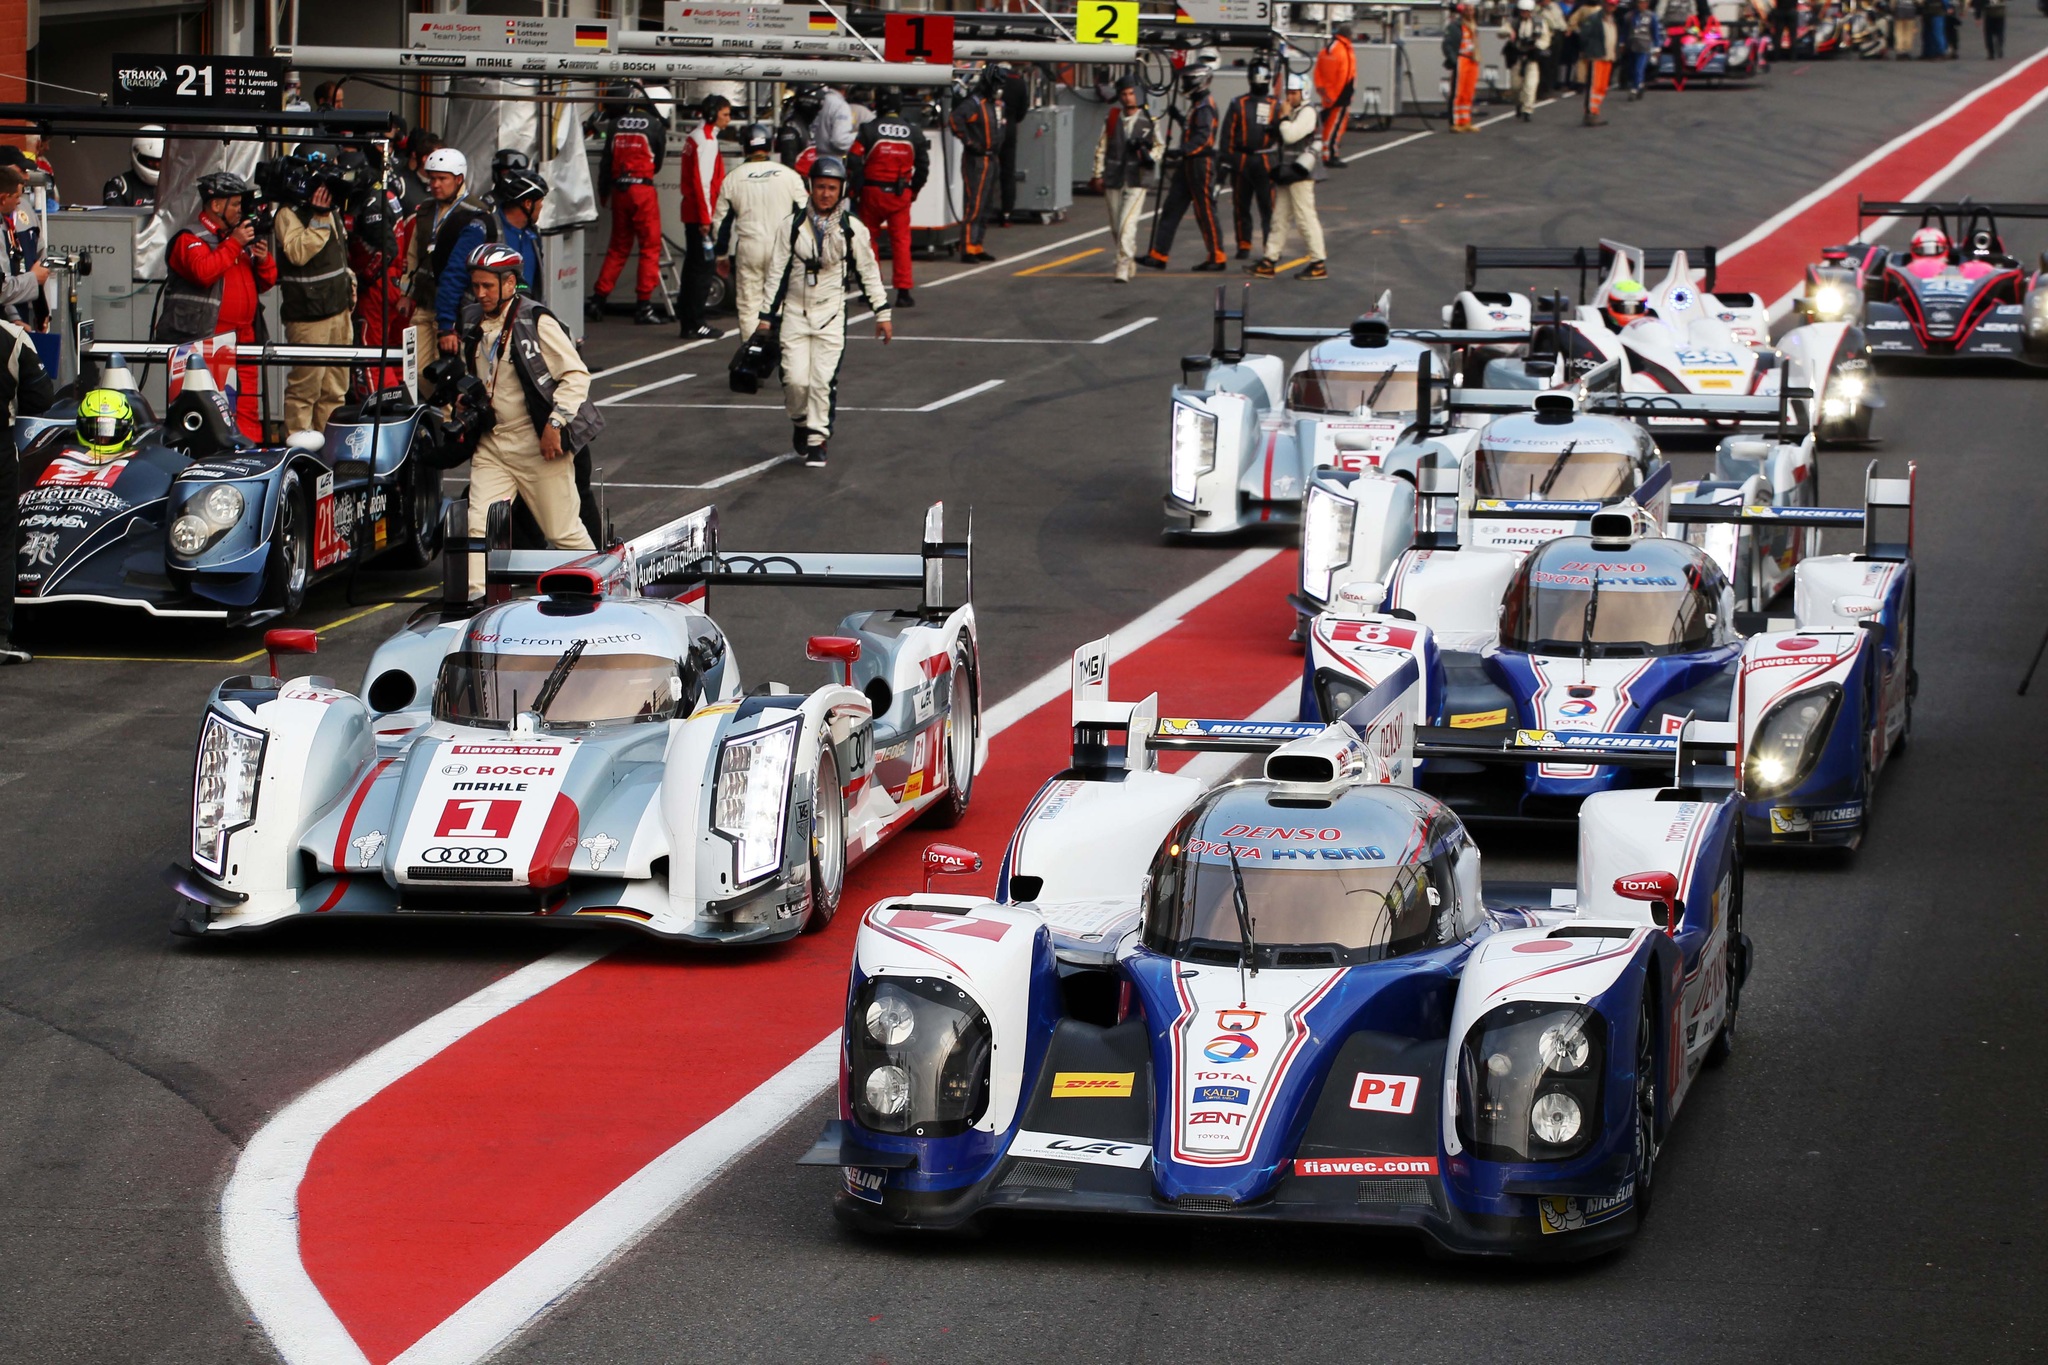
[{"left": 1050, "top": 1071, "right": 1135, "bottom": 1098}]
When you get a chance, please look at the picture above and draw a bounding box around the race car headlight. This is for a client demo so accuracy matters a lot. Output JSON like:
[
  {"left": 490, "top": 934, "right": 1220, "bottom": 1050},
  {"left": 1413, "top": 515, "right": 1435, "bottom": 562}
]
[
  {"left": 169, "top": 483, "right": 249, "bottom": 559},
  {"left": 1169, "top": 400, "right": 1217, "bottom": 505},
  {"left": 1744, "top": 682, "right": 1842, "bottom": 799},
  {"left": 848, "top": 975, "right": 993, "bottom": 1137},
  {"left": 712, "top": 718, "right": 799, "bottom": 885},
  {"left": 1457, "top": 1001, "right": 1605, "bottom": 1162},
  {"left": 191, "top": 710, "right": 266, "bottom": 877},
  {"left": 1811, "top": 284, "right": 1847, "bottom": 318},
  {"left": 1300, "top": 483, "right": 1356, "bottom": 604}
]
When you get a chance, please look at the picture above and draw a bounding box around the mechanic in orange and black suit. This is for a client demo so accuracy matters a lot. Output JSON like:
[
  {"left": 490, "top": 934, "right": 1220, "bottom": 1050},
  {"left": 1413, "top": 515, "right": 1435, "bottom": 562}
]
[
  {"left": 1141, "top": 53, "right": 1228, "bottom": 272},
  {"left": 1220, "top": 60, "right": 1277, "bottom": 260},
  {"left": 950, "top": 68, "right": 1003, "bottom": 265}
]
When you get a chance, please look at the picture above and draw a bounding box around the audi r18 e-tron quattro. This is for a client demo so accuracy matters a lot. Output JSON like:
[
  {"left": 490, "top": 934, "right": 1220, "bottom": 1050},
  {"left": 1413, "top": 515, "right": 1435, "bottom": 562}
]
[
  {"left": 1792, "top": 199, "right": 2048, "bottom": 366},
  {"left": 164, "top": 502, "right": 984, "bottom": 944},
  {"left": 801, "top": 641, "right": 1749, "bottom": 1260},
  {"left": 1164, "top": 289, "right": 1527, "bottom": 537}
]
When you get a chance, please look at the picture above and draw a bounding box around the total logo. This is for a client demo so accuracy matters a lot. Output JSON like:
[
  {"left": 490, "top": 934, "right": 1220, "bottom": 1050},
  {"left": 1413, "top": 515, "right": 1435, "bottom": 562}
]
[
  {"left": 1558, "top": 698, "right": 1599, "bottom": 718},
  {"left": 1203, "top": 1032, "right": 1259, "bottom": 1064}
]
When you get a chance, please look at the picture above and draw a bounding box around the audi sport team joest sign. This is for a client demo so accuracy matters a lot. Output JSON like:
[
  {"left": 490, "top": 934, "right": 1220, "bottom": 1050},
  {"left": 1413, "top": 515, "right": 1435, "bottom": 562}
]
[{"left": 111, "top": 55, "right": 289, "bottom": 111}]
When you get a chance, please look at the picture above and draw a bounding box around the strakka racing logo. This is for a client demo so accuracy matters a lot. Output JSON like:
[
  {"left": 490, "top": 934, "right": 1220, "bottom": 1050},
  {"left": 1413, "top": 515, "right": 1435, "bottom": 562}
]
[{"left": 419, "top": 846, "right": 508, "bottom": 865}]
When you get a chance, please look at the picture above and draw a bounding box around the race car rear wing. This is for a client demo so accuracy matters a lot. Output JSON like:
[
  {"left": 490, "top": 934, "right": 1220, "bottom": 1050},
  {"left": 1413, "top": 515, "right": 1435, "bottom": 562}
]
[
  {"left": 1205, "top": 285, "right": 1529, "bottom": 365},
  {"left": 633, "top": 499, "right": 972, "bottom": 619},
  {"left": 1464, "top": 243, "right": 1720, "bottom": 300},
  {"left": 1414, "top": 720, "right": 1739, "bottom": 793},
  {"left": 1665, "top": 458, "right": 1916, "bottom": 560},
  {"left": 1858, "top": 198, "right": 2048, "bottom": 223}
]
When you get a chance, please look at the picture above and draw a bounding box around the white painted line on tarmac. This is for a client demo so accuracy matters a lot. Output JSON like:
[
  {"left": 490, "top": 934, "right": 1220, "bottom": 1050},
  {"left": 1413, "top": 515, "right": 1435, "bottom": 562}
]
[
  {"left": 588, "top": 335, "right": 730, "bottom": 381},
  {"left": 596, "top": 371, "right": 697, "bottom": 406},
  {"left": 696, "top": 452, "right": 798, "bottom": 487},
  {"left": 1719, "top": 42, "right": 2048, "bottom": 264},
  {"left": 1091, "top": 316, "right": 1159, "bottom": 343},
  {"left": 220, "top": 944, "right": 611, "bottom": 1365},
  {"left": 611, "top": 379, "right": 1007, "bottom": 414},
  {"left": 387, "top": 1034, "right": 842, "bottom": 1365}
]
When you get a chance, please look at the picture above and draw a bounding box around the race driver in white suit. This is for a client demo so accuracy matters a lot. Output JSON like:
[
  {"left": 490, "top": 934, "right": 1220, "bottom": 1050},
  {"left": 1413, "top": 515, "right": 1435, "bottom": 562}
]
[
  {"left": 757, "top": 155, "right": 893, "bottom": 468},
  {"left": 713, "top": 121, "right": 809, "bottom": 338}
]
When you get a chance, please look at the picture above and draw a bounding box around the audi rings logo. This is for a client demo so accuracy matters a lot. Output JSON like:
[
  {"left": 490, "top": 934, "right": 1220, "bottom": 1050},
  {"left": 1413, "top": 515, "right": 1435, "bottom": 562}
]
[
  {"left": 442, "top": 764, "right": 468, "bottom": 775},
  {"left": 419, "top": 846, "right": 507, "bottom": 865}
]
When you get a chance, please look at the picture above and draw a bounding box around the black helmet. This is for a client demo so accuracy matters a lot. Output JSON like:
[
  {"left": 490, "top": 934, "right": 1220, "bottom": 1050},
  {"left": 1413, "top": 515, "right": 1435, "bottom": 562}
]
[
  {"left": 974, "top": 65, "right": 1002, "bottom": 98},
  {"left": 495, "top": 168, "right": 549, "bottom": 207},
  {"left": 490, "top": 148, "right": 531, "bottom": 181},
  {"left": 742, "top": 121, "right": 775, "bottom": 153},
  {"left": 1246, "top": 59, "right": 1272, "bottom": 93},
  {"left": 196, "top": 170, "right": 251, "bottom": 202},
  {"left": 809, "top": 155, "right": 849, "bottom": 183}
]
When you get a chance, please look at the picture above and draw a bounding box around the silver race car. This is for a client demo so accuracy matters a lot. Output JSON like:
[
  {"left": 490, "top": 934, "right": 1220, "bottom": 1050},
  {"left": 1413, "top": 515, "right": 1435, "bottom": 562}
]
[{"left": 165, "top": 502, "right": 983, "bottom": 944}]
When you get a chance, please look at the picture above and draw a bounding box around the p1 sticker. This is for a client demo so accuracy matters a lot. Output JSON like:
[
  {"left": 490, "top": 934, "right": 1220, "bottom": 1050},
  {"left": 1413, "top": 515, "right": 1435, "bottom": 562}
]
[{"left": 1349, "top": 1072, "right": 1419, "bottom": 1114}]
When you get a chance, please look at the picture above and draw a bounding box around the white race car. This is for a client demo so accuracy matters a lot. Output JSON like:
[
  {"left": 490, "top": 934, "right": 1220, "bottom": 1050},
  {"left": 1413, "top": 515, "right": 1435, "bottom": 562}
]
[
  {"left": 165, "top": 502, "right": 985, "bottom": 943},
  {"left": 1164, "top": 289, "right": 1527, "bottom": 537},
  {"left": 1448, "top": 241, "right": 1879, "bottom": 442}
]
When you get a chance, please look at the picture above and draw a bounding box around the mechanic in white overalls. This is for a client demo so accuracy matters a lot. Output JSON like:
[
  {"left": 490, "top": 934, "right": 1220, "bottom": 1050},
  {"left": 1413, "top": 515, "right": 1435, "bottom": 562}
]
[
  {"left": 756, "top": 156, "right": 893, "bottom": 469},
  {"left": 713, "top": 123, "right": 810, "bottom": 339}
]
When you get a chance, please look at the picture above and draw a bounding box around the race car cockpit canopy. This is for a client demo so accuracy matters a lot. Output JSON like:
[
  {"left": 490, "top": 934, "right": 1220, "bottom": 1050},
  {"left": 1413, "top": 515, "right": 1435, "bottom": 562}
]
[
  {"left": 433, "top": 598, "right": 712, "bottom": 730},
  {"left": 1500, "top": 535, "right": 1729, "bottom": 659},
  {"left": 1472, "top": 412, "right": 1653, "bottom": 501},
  {"left": 1285, "top": 337, "right": 1429, "bottom": 416},
  {"left": 1141, "top": 783, "right": 1471, "bottom": 969}
]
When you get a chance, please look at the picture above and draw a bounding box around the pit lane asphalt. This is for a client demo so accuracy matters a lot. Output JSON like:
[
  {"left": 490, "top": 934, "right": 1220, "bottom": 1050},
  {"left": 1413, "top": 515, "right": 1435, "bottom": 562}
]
[{"left": 4, "top": 30, "right": 2046, "bottom": 1363}]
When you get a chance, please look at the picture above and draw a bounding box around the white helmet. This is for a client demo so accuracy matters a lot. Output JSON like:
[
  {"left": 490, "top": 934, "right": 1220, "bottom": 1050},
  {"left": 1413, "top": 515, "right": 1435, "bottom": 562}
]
[
  {"left": 1285, "top": 71, "right": 1308, "bottom": 92},
  {"left": 422, "top": 147, "right": 468, "bottom": 179},
  {"left": 132, "top": 127, "right": 165, "bottom": 186}
]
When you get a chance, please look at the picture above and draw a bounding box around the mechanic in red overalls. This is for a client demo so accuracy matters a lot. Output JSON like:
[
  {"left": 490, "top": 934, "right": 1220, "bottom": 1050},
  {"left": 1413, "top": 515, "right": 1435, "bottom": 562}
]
[
  {"left": 157, "top": 171, "right": 279, "bottom": 440},
  {"left": 676, "top": 94, "right": 730, "bottom": 340},
  {"left": 588, "top": 87, "right": 669, "bottom": 325},
  {"left": 853, "top": 91, "right": 930, "bottom": 309}
]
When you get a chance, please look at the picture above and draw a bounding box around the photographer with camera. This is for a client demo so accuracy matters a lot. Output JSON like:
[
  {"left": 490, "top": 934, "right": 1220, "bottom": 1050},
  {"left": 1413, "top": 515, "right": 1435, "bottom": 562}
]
[
  {"left": 459, "top": 242, "right": 599, "bottom": 598},
  {"left": 273, "top": 152, "right": 356, "bottom": 435},
  {"left": 157, "top": 170, "right": 277, "bottom": 441}
]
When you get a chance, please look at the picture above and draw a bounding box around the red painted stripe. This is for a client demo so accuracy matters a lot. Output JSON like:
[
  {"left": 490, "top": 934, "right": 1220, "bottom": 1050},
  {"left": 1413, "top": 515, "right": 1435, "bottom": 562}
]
[
  {"left": 1722, "top": 56, "right": 2048, "bottom": 298},
  {"left": 298, "top": 552, "right": 1305, "bottom": 1364}
]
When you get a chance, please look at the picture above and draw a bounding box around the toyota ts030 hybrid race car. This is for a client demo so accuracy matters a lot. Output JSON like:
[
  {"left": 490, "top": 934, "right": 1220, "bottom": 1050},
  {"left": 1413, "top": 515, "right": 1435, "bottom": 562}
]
[
  {"left": 1293, "top": 371, "right": 1823, "bottom": 623},
  {"left": 1453, "top": 242, "right": 1879, "bottom": 442},
  {"left": 13, "top": 339, "right": 450, "bottom": 624},
  {"left": 1299, "top": 458, "right": 1917, "bottom": 848},
  {"left": 163, "top": 502, "right": 984, "bottom": 943},
  {"left": 1164, "top": 288, "right": 1528, "bottom": 537},
  {"left": 1792, "top": 200, "right": 2048, "bottom": 367},
  {"left": 797, "top": 642, "right": 1750, "bottom": 1259}
]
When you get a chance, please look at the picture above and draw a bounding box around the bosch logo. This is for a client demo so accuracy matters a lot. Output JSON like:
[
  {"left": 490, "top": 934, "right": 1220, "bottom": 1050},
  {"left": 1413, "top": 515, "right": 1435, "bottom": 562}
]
[
  {"left": 475, "top": 765, "right": 554, "bottom": 776},
  {"left": 419, "top": 846, "right": 508, "bottom": 865}
]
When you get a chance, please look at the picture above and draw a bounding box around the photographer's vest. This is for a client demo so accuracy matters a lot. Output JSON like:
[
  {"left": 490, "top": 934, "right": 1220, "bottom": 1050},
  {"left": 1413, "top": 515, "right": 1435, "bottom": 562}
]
[
  {"left": 462, "top": 298, "right": 603, "bottom": 453},
  {"left": 277, "top": 207, "right": 354, "bottom": 322},
  {"left": 408, "top": 197, "right": 496, "bottom": 308},
  {"left": 156, "top": 222, "right": 227, "bottom": 342}
]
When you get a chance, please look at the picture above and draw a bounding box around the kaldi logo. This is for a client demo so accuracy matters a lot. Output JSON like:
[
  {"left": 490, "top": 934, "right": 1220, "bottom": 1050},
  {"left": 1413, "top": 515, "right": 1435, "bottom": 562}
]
[
  {"left": 1349, "top": 1072, "right": 1420, "bottom": 1114},
  {"left": 435, "top": 799, "right": 520, "bottom": 839},
  {"left": 1294, "top": 1156, "right": 1439, "bottom": 1177}
]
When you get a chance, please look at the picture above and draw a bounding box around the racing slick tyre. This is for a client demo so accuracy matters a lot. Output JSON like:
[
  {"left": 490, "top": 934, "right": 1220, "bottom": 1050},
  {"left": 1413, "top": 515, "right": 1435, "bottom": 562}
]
[
  {"left": 802, "top": 747, "right": 846, "bottom": 934},
  {"left": 1705, "top": 851, "right": 1744, "bottom": 1067},
  {"left": 1633, "top": 991, "right": 1661, "bottom": 1221},
  {"left": 924, "top": 643, "right": 978, "bottom": 828},
  {"left": 264, "top": 470, "right": 313, "bottom": 617},
  {"left": 381, "top": 464, "right": 444, "bottom": 570}
]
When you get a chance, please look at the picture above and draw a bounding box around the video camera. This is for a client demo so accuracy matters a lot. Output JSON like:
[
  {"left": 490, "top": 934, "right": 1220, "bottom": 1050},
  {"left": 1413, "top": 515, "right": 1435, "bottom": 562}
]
[{"left": 251, "top": 150, "right": 373, "bottom": 224}]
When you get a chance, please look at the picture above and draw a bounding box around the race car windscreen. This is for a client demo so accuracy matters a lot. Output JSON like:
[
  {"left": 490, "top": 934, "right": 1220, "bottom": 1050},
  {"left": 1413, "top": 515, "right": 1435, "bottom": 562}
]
[
  {"left": 1475, "top": 442, "right": 1634, "bottom": 500},
  {"left": 1500, "top": 540, "right": 1721, "bottom": 657},
  {"left": 432, "top": 651, "right": 684, "bottom": 728},
  {"left": 1143, "top": 830, "right": 1447, "bottom": 968},
  {"left": 1288, "top": 365, "right": 1420, "bottom": 416}
]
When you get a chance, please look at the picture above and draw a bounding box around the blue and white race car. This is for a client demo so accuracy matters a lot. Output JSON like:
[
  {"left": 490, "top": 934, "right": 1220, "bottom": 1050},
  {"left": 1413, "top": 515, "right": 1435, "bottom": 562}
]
[
  {"left": 1300, "top": 462, "right": 1917, "bottom": 848},
  {"left": 801, "top": 643, "right": 1748, "bottom": 1260}
]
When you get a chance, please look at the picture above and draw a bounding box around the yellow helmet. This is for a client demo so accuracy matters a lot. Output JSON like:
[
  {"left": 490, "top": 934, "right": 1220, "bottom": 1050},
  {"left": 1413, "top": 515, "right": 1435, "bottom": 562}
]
[{"left": 75, "top": 388, "right": 137, "bottom": 457}]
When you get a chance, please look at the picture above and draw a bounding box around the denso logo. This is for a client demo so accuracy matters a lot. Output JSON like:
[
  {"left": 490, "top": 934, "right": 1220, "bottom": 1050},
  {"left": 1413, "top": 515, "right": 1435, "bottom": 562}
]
[{"left": 1217, "top": 825, "right": 1343, "bottom": 841}]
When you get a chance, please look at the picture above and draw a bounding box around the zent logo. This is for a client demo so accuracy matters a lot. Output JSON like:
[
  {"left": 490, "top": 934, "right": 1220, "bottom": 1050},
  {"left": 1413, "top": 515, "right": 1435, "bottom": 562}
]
[
  {"left": 1349, "top": 1072, "right": 1419, "bottom": 1114},
  {"left": 435, "top": 798, "right": 519, "bottom": 839},
  {"left": 1203, "top": 1033, "right": 1258, "bottom": 1063}
]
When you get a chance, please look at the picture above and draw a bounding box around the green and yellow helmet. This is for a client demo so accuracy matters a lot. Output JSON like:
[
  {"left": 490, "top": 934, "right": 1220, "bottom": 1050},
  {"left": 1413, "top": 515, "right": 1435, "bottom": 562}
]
[{"left": 75, "top": 388, "right": 137, "bottom": 457}]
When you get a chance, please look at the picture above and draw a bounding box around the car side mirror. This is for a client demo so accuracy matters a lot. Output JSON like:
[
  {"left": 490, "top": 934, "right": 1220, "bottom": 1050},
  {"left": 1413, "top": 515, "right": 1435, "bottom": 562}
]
[
  {"left": 923, "top": 843, "right": 983, "bottom": 891},
  {"left": 1832, "top": 594, "right": 1883, "bottom": 628},
  {"left": 806, "top": 635, "right": 861, "bottom": 685},
  {"left": 1613, "top": 871, "right": 1681, "bottom": 932},
  {"left": 263, "top": 628, "right": 318, "bottom": 680}
]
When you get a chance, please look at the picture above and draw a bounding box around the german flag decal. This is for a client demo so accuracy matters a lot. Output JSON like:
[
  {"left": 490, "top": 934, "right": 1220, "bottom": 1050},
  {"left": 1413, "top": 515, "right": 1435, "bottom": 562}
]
[
  {"left": 808, "top": 10, "right": 838, "bottom": 31},
  {"left": 574, "top": 24, "right": 609, "bottom": 48}
]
